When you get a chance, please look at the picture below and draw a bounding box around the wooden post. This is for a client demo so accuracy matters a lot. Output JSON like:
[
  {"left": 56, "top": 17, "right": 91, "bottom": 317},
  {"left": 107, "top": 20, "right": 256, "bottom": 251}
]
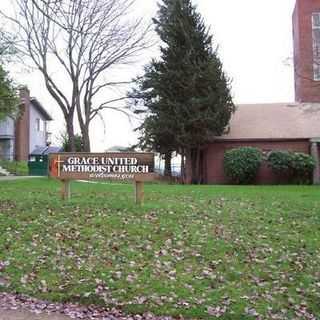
[
  {"left": 61, "top": 180, "right": 71, "bottom": 200},
  {"left": 134, "top": 180, "right": 144, "bottom": 205}
]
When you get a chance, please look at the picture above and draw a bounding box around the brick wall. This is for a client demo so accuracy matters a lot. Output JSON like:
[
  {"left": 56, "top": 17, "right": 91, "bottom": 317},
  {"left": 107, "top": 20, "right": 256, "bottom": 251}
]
[
  {"left": 15, "top": 88, "right": 30, "bottom": 161},
  {"left": 293, "top": 0, "right": 320, "bottom": 102},
  {"left": 203, "top": 140, "right": 310, "bottom": 184}
]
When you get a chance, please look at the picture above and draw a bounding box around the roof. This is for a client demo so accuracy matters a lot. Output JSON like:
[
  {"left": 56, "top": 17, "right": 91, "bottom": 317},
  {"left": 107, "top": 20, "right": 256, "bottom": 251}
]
[
  {"left": 216, "top": 103, "right": 320, "bottom": 141},
  {"left": 30, "top": 146, "right": 62, "bottom": 155},
  {"left": 105, "top": 145, "right": 135, "bottom": 152},
  {"left": 30, "top": 98, "right": 53, "bottom": 121}
]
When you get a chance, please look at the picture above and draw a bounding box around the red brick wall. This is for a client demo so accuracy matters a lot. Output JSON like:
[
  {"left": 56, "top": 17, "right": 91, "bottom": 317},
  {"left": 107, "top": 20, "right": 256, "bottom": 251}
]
[
  {"left": 15, "top": 88, "right": 30, "bottom": 161},
  {"left": 203, "top": 140, "right": 310, "bottom": 184},
  {"left": 293, "top": 0, "right": 320, "bottom": 102}
]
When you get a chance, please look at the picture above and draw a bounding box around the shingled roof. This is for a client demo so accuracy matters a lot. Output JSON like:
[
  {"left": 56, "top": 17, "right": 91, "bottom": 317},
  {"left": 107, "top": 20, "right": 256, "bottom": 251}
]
[{"left": 216, "top": 103, "right": 320, "bottom": 140}]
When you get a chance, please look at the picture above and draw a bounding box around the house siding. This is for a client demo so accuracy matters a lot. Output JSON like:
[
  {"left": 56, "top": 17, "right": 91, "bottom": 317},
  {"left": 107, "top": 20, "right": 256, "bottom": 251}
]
[
  {"left": 203, "top": 140, "right": 310, "bottom": 184},
  {"left": 0, "top": 139, "right": 14, "bottom": 160},
  {"left": 0, "top": 117, "right": 14, "bottom": 137},
  {"left": 0, "top": 117, "right": 15, "bottom": 160},
  {"left": 29, "top": 102, "right": 48, "bottom": 154}
]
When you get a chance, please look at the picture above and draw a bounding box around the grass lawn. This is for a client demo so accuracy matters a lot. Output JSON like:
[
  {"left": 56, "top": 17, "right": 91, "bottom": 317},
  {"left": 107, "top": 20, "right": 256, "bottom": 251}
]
[{"left": 0, "top": 179, "right": 319, "bottom": 319}]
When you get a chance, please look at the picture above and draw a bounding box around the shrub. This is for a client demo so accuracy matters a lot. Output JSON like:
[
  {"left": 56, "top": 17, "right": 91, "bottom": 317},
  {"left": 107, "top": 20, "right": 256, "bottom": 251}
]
[
  {"left": 267, "top": 150, "right": 315, "bottom": 184},
  {"left": 59, "top": 132, "right": 83, "bottom": 152},
  {"left": 267, "top": 150, "right": 292, "bottom": 173},
  {"left": 224, "top": 147, "right": 262, "bottom": 184},
  {"left": 0, "top": 160, "right": 28, "bottom": 176},
  {"left": 290, "top": 152, "right": 315, "bottom": 184}
]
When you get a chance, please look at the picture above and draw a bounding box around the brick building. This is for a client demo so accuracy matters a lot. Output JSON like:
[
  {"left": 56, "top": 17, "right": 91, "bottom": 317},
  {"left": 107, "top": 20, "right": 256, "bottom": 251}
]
[
  {"left": 293, "top": 0, "right": 320, "bottom": 102},
  {"left": 0, "top": 87, "right": 52, "bottom": 161},
  {"left": 199, "top": 0, "right": 320, "bottom": 184}
]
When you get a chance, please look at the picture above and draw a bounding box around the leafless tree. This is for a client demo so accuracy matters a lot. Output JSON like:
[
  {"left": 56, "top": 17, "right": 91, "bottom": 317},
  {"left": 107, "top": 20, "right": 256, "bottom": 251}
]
[{"left": 1, "top": 0, "right": 152, "bottom": 151}]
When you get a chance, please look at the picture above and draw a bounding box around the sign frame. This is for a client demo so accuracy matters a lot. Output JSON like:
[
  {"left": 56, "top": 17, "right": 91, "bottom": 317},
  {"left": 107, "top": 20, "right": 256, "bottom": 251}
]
[{"left": 48, "top": 152, "right": 157, "bottom": 204}]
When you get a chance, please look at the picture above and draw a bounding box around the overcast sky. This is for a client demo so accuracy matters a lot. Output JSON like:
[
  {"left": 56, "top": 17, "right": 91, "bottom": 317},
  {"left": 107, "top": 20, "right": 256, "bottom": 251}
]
[{"left": 2, "top": 0, "right": 296, "bottom": 151}]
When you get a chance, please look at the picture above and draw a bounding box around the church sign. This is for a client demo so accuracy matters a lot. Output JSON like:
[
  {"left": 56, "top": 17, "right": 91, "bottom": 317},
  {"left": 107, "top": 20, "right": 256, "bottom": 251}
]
[{"left": 49, "top": 152, "right": 156, "bottom": 203}]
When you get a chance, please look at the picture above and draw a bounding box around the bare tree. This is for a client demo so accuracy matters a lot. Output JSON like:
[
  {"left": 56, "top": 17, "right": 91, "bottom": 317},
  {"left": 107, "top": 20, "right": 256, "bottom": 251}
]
[{"left": 1, "top": 0, "right": 152, "bottom": 151}]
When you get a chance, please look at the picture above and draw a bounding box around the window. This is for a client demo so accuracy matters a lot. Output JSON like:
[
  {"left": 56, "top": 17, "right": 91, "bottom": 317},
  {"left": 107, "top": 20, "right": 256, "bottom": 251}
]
[
  {"left": 36, "top": 118, "right": 40, "bottom": 131},
  {"left": 312, "top": 13, "right": 320, "bottom": 80},
  {"left": 36, "top": 118, "right": 45, "bottom": 132},
  {"left": 40, "top": 120, "right": 44, "bottom": 132}
]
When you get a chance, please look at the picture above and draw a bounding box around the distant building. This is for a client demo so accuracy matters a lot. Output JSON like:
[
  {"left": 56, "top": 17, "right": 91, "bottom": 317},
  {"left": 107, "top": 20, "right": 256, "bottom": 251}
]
[
  {"left": 194, "top": 0, "right": 320, "bottom": 184},
  {"left": 0, "top": 87, "right": 53, "bottom": 161},
  {"left": 293, "top": 0, "right": 320, "bottom": 102}
]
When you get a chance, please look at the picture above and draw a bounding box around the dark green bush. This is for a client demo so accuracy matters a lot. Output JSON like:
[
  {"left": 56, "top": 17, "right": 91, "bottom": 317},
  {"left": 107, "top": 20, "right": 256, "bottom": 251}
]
[
  {"left": 224, "top": 147, "right": 262, "bottom": 184},
  {"left": 267, "top": 150, "right": 292, "bottom": 173},
  {"left": 0, "top": 160, "right": 28, "bottom": 176},
  {"left": 60, "top": 132, "right": 83, "bottom": 152},
  {"left": 290, "top": 152, "right": 315, "bottom": 184},
  {"left": 267, "top": 150, "right": 315, "bottom": 184}
]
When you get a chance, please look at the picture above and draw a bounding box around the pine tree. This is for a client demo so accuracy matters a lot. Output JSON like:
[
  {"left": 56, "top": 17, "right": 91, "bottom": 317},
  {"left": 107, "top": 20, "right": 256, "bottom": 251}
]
[
  {"left": 0, "top": 66, "right": 17, "bottom": 121},
  {"left": 131, "top": 0, "right": 235, "bottom": 183},
  {"left": 131, "top": 60, "right": 177, "bottom": 176},
  {"left": 0, "top": 32, "right": 18, "bottom": 120}
]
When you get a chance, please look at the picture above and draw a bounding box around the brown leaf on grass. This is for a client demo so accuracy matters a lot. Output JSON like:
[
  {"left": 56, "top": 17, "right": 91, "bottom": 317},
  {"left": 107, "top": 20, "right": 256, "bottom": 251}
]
[
  {"left": 207, "top": 306, "right": 227, "bottom": 317},
  {"left": 0, "top": 292, "right": 178, "bottom": 319}
]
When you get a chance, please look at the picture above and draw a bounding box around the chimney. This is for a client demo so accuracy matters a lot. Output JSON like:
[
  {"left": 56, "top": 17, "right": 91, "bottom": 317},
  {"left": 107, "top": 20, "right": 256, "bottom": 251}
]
[
  {"left": 15, "top": 86, "right": 30, "bottom": 161},
  {"left": 293, "top": 0, "right": 320, "bottom": 102},
  {"left": 19, "top": 86, "right": 30, "bottom": 103}
]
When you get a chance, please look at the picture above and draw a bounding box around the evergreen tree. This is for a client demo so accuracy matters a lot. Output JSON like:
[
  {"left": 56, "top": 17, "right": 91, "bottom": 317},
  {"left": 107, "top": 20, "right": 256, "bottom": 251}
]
[
  {"left": 131, "top": 0, "right": 235, "bottom": 183},
  {"left": 131, "top": 62, "right": 177, "bottom": 176},
  {"left": 0, "top": 32, "right": 18, "bottom": 120},
  {"left": 0, "top": 66, "right": 17, "bottom": 121}
]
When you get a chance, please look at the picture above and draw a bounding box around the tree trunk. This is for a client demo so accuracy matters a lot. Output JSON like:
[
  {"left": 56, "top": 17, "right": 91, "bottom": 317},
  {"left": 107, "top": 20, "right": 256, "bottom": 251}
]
[
  {"left": 180, "top": 149, "right": 185, "bottom": 184},
  {"left": 185, "top": 148, "right": 193, "bottom": 184},
  {"left": 164, "top": 151, "right": 172, "bottom": 177},
  {"left": 191, "top": 148, "right": 197, "bottom": 184},
  {"left": 81, "top": 125, "right": 91, "bottom": 152},
  {"left": 66, "top": 117, "right": 75, "bottom": 152},
  {"left": 195, "top": 146, "right": 201, "bottom": 184},
  {"left": 187, "top": 147, "right": 202, "bottom": 184}
]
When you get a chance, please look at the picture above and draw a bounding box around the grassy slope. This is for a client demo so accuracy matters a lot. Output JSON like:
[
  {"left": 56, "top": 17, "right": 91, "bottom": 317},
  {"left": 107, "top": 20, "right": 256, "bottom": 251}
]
[
  {"left": 0, "top": 179, "right": 319, "bottom": 319},
  {"left": 0, "top": 160, "right": 28, "bottom": 176}
]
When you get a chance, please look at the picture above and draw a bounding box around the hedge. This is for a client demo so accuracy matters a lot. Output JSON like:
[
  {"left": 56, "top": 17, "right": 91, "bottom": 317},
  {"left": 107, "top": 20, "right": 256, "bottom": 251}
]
[
  {"left": 0, "top": 160, "right": 28, "bottom": 176},
  {"left": 267, "top": 150, "right": 315, "bottom": 184},
  {"left": 224, "top": 147, "right": 262, "bottom": 184}
]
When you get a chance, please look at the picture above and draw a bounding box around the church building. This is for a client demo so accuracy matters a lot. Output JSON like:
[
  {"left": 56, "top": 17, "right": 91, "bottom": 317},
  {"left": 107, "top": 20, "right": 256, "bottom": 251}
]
[{"left": 200, "top": 0, "right": 320, "bottom": 184}]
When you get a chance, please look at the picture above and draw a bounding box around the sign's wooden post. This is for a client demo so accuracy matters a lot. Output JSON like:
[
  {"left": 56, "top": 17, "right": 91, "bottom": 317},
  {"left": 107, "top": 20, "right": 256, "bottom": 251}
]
[
  {"left": 134, "top": 180, "right": 144, "bottom": 205},
  {"left": 61, "top": 180, "right": 71, "bottom": 200}
]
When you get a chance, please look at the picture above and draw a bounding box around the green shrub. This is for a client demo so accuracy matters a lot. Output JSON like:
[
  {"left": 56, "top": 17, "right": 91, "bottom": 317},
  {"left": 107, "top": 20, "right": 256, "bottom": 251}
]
[
  {"left": 267, "top": 150, "right": 315, "bottom": 184},
  {"left": 60, "top": 132, "right": 83, "bottom": 152},
  {"left": 0, "top": 160, "right": 28, "bottom": 176},
  {"left": 267, "top": 150, "right": 292, "bottom": 173},
  {"left": 224, "top": 147, "right": 262, "bottom": 184},
  {"left": 290, "top": 152, "right": 315, "bottom": 184}
]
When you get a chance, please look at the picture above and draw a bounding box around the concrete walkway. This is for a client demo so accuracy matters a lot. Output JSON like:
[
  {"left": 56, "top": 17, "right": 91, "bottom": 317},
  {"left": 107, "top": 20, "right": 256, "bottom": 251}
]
[
  {"left": 0, "top": 309, "right": 70, "bottom": 320},
  {"left": 0, "top": 176, "right": 45, "bottom": 181}
]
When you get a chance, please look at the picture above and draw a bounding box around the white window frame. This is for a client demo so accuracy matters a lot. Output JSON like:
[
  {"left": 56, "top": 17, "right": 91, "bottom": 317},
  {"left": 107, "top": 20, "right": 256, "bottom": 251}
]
[{"left": 312, "top": 13, "right": 320, "bottom": 81}]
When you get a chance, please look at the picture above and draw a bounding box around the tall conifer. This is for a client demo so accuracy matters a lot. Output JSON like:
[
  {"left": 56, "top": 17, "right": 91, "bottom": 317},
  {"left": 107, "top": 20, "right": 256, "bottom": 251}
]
[{"left": 131, "top": 0, "right": 235, "bottom": 183}]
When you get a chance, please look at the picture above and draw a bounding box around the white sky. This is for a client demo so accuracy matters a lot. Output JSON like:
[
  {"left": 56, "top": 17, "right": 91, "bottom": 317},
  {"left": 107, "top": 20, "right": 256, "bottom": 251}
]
[{"left": 1, "top": 0, "right": 296, "bottom": 151}]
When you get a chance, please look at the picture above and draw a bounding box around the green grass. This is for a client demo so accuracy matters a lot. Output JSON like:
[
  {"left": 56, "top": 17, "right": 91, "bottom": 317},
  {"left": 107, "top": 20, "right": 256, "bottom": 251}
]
[
  {"left": 0, "top": 160, "right": 28, "bottom": 175},
  {"left": 0, "top": 179, "right": 319, "bottom": 319}
]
